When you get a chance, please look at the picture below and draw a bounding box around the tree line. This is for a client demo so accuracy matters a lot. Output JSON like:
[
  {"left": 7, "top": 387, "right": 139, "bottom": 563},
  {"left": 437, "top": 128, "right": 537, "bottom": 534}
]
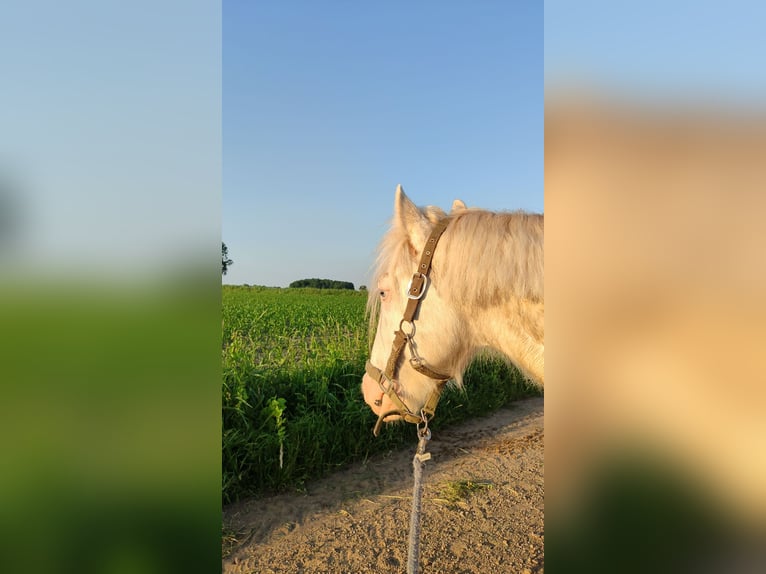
[
  {"left": 222, "top": 244, "right": 360, "bottom": 291},
  {"left": 289, "top": 278, "right": 355, "bottom": 290}
]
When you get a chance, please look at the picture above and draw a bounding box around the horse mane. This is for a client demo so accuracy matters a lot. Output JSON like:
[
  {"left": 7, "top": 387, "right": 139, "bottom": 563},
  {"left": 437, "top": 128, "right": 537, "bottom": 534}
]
[
  {"left": 437, "top": 208, "right": 544, "bottom": 308},
  {"left": 367, "top": 203, "right": 544, "bottom": 346}
]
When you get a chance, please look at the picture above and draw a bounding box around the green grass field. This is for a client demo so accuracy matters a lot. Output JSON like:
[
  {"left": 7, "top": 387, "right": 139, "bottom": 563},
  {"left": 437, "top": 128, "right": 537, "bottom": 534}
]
[{"left": 222, "top": 285, "right": 540, "bottom": 503}]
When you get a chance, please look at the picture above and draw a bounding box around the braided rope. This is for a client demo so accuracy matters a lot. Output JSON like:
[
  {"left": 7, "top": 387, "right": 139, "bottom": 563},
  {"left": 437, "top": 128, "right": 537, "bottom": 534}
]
[{"left": 407, "top": 429, "right": 432, "bottom": 574}]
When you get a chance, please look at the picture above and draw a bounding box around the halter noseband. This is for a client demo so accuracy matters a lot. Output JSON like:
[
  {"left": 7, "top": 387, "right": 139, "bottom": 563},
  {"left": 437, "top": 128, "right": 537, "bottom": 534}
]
[{"left": 366, "top": 217, "right": 452, "bottom": 436}]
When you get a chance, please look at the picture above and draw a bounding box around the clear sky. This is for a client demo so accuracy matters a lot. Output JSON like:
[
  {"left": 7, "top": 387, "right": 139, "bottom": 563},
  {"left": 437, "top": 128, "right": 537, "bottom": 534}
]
[
  {"left": 223, "top": 1, "right": 543, "bottom": 288},
  {"left": 1, "top": 1, "right": 220, "bottom": 284},
  {"left": 6, "top": 2, "right": 759, "bottom": 288},
  {"left": 545, "top": 0, "right": 766, "bottom": 105}
]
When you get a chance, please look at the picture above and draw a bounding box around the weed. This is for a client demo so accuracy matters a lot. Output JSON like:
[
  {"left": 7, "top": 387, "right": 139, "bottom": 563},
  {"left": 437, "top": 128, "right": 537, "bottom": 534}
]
[{"left": 438, "top": 479, "right": 495, "bottom": 505}]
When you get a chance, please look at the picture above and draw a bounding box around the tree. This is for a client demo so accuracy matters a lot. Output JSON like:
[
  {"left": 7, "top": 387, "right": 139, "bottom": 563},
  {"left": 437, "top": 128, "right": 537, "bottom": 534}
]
[{"left": 222, "top": 242, "right": 233, "bottom": 276}]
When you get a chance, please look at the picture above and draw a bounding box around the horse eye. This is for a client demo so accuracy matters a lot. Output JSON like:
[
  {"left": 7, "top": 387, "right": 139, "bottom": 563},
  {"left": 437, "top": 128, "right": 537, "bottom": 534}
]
[{"left": 379, "top": 290, "right": 387, "bottom": 300}]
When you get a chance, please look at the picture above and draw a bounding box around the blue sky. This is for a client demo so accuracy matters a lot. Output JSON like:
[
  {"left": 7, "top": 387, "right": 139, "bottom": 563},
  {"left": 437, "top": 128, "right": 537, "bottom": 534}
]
[
  {"left": 1, "top": 1, "right": 220, "bottom": 283},
  {"left": 545, "top": 1, "right": 766, "bottom": 104},
  {"left": 4, "top": 2, "right": 760, "bottom": 287},
  {"left": 223, "top": 1, "right": 543, "bottom": 288}
]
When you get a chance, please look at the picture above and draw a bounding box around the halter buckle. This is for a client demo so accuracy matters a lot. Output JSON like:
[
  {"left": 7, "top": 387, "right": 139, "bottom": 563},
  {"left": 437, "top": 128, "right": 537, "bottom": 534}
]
[{"left": 406, "top": 273, "right": 428, "bottom": 300}]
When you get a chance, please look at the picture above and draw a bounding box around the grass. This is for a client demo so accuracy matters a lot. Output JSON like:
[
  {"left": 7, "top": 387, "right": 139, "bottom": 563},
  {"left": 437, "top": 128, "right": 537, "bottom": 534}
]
[
  {"left": 222, "top": 285, "right": 540, "bottom": 504},
  {"left": 221, "top": 526, "right": 240, "bottom": 558},
  {"left": 437, "top": 479, "right": 495, "bottom": 507}
]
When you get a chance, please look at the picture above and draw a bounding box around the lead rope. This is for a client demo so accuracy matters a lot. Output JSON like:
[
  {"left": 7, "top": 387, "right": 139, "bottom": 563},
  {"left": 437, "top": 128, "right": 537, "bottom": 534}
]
[{"left": 407, "top": 414, "right": 432, "bottom": 574}]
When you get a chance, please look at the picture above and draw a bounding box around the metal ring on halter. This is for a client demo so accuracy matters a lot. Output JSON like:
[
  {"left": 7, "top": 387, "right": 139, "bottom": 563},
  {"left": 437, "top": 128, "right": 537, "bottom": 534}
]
[
  {"left": 376, "top": 372, "right": 395, "bottom": 396},
  {"left": 399, "top": 318, "right": 415, "bottom": 337},
  {"left": 417, "top": 410, "right": 432, "bottom": 440}
]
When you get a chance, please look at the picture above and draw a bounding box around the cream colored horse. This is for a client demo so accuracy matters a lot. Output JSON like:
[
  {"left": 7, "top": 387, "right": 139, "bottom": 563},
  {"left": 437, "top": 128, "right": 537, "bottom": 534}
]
[{"left": 362, "top": 185, "right": 544, "bottom": 423}]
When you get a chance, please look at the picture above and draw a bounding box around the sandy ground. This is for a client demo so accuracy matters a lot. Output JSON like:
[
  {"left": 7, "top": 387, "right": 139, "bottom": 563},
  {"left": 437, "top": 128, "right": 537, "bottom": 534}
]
[{"left": 223, "top": 396, "right": 544, "bottom": 574}]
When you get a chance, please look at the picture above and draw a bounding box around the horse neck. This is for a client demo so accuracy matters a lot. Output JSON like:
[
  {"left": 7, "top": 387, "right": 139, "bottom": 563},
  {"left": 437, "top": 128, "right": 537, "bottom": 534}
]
[{"left": 432, "top": 212, "right": 545, "bottom": 385}]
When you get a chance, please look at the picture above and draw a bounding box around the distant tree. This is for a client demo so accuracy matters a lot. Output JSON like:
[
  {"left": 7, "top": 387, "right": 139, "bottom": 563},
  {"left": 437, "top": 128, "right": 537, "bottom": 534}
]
[
  {"left": 222, "top": 242, "right": 233, "bottom": 276},
  {"left": 359, "top": 285, "right": 367, "bottom": 291},
  {"left": 289, "top": 278, "right": 354, "bottom": 290}
]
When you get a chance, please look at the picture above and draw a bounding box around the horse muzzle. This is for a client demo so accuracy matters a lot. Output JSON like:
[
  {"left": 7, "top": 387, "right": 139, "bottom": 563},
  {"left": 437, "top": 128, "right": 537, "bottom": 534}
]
[{"left": 361, "top": 372, "right": 401, "bottom": 417}]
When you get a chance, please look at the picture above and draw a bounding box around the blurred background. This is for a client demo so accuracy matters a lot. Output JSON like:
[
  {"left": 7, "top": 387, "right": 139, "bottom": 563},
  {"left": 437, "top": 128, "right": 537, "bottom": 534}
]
[
  {"left": 545, "top": 1, "right": 766, "bottom": 572},
  {"left": 1, "top": 1, "right": 221, "bottom": 572}
]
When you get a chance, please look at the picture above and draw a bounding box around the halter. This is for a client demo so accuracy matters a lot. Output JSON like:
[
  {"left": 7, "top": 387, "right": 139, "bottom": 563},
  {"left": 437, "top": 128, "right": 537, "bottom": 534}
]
[{"left": 365, "top": 217, "right": 453, "bottom": 436}]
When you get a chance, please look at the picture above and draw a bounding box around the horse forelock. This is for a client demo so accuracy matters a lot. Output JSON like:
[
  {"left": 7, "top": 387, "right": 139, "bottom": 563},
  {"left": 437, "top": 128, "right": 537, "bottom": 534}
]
[{"left": 366, "top": 217, "right": 418, "bottom": 344}]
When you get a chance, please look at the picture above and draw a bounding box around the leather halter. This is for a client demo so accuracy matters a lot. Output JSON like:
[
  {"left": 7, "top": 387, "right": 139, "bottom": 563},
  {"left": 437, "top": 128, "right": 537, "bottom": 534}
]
[{"left": 366, "top": 217, "right": 452, "bottom": 436}]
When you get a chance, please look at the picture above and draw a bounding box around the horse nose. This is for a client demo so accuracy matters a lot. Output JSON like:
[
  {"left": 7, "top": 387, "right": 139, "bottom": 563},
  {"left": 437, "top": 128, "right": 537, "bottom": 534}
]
[{"left": 361, "top": 373, "right": 384, "bottom": 414}]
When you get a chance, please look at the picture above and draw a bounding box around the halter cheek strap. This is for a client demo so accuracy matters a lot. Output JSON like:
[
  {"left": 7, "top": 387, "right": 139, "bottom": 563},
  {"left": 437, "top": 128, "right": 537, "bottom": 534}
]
[{"left": 367, "top": 217, "right": 452, "bottom": 436}]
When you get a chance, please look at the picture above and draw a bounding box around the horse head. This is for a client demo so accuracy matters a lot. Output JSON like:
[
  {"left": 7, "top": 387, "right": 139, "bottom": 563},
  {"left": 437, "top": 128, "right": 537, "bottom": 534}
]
[
  {"left": 362, "top": 185, "right": 544, "bottom": 435},
  {"left": 362, "top": 186, "right": 464, "bottom": 431}
]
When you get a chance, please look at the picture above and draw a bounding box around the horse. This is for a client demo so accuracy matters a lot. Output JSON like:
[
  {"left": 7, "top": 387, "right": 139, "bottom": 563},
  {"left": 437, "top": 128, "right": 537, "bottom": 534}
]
[{"left": 362, "top": 185, "right": 544, "bottom": 434}]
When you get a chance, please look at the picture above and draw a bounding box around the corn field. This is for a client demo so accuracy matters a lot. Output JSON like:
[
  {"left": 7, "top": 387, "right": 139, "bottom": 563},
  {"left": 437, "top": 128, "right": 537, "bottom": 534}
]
[{"left": 222, "top": 285, "right": 539, "bottom": 503}]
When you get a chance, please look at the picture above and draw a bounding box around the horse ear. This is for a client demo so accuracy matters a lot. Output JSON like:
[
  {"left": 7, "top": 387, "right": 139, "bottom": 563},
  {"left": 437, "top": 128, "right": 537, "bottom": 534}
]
[
  {"left": 394, "top": 184, "right": 430, "bottom": 253},
  {"left": 451, "top": 199, "right": 466, "bottom": 212}
]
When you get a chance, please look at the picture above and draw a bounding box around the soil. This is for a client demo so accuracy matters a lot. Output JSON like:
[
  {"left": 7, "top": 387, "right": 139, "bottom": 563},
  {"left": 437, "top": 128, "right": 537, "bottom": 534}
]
[{"left": 223, "top": 396, "right": 544, "bottom": 574}]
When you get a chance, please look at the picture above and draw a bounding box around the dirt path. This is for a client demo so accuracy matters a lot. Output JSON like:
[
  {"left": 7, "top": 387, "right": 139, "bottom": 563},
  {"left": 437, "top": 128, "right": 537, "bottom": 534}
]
[{"left": 223, "top": 397, "right": 544, "bottom": 574}]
